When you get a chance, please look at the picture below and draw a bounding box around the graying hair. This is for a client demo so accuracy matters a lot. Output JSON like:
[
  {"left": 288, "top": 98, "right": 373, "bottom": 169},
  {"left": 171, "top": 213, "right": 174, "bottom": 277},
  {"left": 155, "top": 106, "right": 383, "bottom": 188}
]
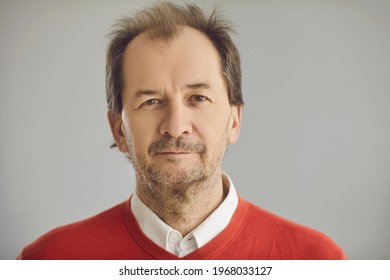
[{"left": 106, "top": 1, "right": 243, "bottom": 115}]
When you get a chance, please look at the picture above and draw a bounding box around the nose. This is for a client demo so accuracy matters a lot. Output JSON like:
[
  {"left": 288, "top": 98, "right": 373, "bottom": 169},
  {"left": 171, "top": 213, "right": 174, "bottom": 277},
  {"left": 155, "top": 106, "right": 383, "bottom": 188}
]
[{"left": 159, "top": 102, "right": 192, "bottom": 138}]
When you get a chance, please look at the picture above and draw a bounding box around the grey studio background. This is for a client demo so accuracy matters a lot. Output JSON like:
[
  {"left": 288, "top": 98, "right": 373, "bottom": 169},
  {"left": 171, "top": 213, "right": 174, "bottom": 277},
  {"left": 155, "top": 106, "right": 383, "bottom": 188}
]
[{"left": 1, "top": 0, "right": 389, "bottom": 259}]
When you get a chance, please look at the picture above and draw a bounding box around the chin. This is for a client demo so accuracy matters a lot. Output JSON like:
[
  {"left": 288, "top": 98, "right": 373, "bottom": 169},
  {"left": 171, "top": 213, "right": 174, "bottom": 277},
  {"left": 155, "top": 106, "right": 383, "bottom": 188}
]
[{"left": 146, "top": 165, "right": 207, "bottom": 185}]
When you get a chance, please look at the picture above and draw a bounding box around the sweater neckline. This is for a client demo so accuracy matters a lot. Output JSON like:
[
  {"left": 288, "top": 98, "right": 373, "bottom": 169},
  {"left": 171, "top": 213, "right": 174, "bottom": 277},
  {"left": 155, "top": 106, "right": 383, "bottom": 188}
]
[{"left": 121, "top": 196, "right": 248, "bottom": 260}]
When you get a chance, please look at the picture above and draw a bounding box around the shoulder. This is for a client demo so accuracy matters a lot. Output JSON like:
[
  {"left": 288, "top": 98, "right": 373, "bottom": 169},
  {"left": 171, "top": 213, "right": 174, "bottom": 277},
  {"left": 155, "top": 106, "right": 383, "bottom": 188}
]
[
  {"left": 18, "top": 200, "right": 130, "bottom": 260},
  {"left": 239, "top": 199, "right": 346, "bottom": 259}
]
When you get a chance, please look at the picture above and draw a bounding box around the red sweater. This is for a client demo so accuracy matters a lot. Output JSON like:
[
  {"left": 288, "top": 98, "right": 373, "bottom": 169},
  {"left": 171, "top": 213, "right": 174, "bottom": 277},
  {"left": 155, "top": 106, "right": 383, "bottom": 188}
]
[{"left": 18, "top": 197, "right": 346, "bottom": 259}]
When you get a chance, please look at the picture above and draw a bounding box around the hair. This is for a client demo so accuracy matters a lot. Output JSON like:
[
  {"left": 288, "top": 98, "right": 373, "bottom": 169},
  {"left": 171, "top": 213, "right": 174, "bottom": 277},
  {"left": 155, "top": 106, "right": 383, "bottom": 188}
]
[{"left": 106, "top": 1, "right": 243, "bottom": 115}]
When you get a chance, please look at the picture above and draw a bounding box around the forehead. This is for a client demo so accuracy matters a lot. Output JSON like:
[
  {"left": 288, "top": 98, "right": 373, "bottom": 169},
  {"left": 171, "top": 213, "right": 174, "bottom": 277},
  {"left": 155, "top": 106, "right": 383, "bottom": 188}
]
[{"left": 122, "top": 27, "right": 224, "bottom": 89}]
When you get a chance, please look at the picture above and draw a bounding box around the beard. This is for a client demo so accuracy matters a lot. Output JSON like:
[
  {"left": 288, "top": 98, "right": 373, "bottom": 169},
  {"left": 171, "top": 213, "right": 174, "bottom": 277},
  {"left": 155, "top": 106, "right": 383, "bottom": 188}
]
[
  {"left": 145, "top": 137, "right": 208, "bottom": 186},
  {"left": 123, "top": 129, "right": 229, "bottom": 202}
]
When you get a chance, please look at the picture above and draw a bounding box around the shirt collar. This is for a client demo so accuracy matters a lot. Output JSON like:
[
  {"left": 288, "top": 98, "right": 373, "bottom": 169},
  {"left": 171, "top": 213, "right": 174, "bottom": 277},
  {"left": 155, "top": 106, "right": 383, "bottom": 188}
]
[
  {"left": 131, "top": 173, "right": 238, "bottom": 254},
  {"left": 191, "top": 173, "right": 238, "bottom": 248},
  {"left": 131, "top": 189, "right": 172, "bottom": 249}
]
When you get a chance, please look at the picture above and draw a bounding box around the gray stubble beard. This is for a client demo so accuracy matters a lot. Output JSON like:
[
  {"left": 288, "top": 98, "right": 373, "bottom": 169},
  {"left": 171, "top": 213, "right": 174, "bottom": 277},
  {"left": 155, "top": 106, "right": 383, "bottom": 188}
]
[{"left": 123, "top": 125, "right": 229, "bottom": 213}]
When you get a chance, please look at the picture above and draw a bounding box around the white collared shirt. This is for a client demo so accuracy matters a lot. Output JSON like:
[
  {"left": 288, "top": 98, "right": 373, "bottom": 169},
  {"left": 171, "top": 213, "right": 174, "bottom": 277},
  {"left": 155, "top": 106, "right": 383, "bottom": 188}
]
[{"left": 131, "top": 173, "right": 238, "bottom": 257}]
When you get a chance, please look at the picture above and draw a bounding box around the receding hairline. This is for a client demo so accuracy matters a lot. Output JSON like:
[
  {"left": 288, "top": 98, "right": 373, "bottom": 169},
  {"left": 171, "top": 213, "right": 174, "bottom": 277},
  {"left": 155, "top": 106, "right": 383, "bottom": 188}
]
[
  {"left": 124, "top": 25, "right": 222, "bottom": 56},
  {"left": 105, "top": 2, "right": 243, "bottom": 115},
  {"left": 122, "top": 26, "right": 228, "bottom": 96}
]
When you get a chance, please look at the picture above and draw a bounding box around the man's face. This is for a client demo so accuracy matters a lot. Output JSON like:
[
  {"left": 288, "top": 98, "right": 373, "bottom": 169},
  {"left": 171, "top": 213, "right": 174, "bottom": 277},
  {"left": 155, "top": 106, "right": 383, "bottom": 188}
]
[{"left": 109, "top": 27, "right": 241, "bottom": 190}]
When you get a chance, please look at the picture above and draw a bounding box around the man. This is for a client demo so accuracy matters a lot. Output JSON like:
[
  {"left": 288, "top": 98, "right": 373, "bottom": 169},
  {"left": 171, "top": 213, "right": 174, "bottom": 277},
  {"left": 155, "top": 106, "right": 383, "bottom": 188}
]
[{"left": 18, "top": 2, "right": 346, "bottom": 259}]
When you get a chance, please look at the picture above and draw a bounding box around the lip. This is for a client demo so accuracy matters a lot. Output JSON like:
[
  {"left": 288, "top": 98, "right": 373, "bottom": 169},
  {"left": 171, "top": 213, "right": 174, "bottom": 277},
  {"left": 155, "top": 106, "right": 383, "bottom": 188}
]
[{"left": 156, "top": 151, "right": 192, "bottom": 155}]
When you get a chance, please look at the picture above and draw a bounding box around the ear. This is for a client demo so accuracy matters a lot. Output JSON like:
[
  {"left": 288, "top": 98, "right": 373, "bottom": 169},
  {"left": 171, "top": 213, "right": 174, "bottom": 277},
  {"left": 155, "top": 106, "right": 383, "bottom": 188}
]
[
  {"left": 228, "top": 105, "right": 242, "bottom": 144},
  {"left": 107, "top": 110, "right": 128, "bottom": 153}
]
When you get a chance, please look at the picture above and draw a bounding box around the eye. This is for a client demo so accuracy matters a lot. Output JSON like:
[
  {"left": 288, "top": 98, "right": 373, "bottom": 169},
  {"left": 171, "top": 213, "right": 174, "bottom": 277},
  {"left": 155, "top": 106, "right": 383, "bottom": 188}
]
[
  {"left": 191, "top": 95, "right": 208, "bottom": 102},
  {"left": 143, "top": 99, "right": 160, "bottom": 106}
]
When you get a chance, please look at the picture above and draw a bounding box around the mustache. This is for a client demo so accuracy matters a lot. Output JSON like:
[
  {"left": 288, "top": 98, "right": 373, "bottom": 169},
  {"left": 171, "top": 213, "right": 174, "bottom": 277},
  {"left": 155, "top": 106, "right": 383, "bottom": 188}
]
[{"left": 148, "top": 137, "right": 205, "bottom": 156}]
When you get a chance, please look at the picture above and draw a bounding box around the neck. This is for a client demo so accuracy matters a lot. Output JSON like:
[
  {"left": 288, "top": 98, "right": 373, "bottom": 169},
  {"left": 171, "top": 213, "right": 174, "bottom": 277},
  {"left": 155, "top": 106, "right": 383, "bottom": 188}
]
[{"left": 136, "top": 169, "right": 225, "bottom": 236}]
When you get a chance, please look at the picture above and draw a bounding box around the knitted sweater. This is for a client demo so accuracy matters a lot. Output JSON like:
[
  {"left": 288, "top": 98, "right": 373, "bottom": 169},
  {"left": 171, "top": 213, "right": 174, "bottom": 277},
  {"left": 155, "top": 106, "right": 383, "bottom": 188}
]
[{"left": 18, "top": 197, "right": 346, "bottom": 259}]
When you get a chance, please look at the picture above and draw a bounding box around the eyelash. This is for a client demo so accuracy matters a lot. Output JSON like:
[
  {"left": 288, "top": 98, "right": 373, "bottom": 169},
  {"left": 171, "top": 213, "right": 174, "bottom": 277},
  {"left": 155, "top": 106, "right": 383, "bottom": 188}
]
[
  {"left": 190, "top": 95, "right": 208, "bottom": 102},
  {"left": 141, "top": 95, "right": 208, "bottom": 107},
  {"left": 144, "top": 99, "right": 160, "bottom": 106}
]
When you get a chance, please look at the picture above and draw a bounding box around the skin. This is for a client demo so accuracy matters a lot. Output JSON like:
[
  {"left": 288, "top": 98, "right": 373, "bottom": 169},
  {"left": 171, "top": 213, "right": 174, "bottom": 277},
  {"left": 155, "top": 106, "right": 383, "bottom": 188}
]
[{"left": 108, "top": 27, "right": 242, "bottom": 236}]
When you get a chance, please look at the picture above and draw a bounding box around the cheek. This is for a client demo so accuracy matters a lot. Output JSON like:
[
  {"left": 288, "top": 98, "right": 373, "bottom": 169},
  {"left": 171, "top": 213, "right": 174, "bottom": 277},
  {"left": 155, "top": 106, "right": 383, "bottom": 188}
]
[
  {"left": 127, "top": 115, "right": 158, "bottom": 151},
  {"left": 194, "top": 111, "right": 230, "bottom": 145}
]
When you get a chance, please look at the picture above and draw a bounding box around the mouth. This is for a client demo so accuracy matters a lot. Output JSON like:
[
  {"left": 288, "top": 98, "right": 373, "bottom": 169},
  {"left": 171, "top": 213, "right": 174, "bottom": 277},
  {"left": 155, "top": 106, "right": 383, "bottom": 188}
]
[
  {"left": 148, "top": 137, "right": 205, "bottom": 157},
  {"left": 156, "top": 151, "right": 192, "bottom": 155}
]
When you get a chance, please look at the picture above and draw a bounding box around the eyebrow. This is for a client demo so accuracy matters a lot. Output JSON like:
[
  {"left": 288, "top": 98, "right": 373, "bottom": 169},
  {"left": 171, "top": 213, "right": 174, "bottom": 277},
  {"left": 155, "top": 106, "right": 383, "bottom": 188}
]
[
  {"left": 134, "top": 89, "right": 159, "bottom": 98},
  {"left": 133, "top": 82, "right": 210, "bottom": 98},
  {"left": 185, "top": 82, "right": 211, "bottom": 90}
]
